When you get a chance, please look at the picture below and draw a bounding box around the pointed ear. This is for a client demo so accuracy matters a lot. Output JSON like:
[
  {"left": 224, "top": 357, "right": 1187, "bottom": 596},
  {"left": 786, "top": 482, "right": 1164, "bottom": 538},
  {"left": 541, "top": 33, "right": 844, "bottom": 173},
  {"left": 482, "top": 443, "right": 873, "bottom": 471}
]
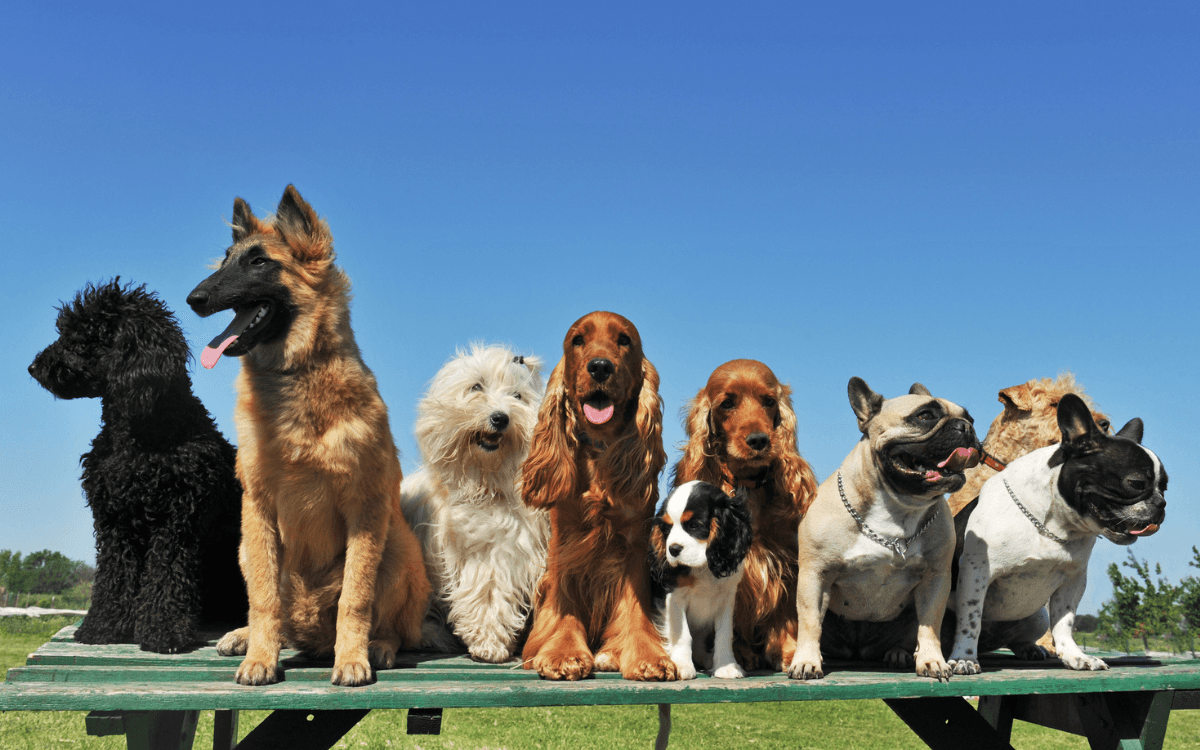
[
  {"left": 1058, "top": 393, "right": 1102, "bottom": 452},
  {"left": 848, "top": 377, "right": 885, "bottom": 433},
  {"left": 231, "top": 197, "right": 263, "bottom": 242},
  {"left": 275, "top": 184, "right": 334, "bottom": 262},
  {"left": 909, "top": 383, "right": 931, "bottom": 397},
  {"left": 1116, "top": 418, "right": 1144, "bottom": 444},
  {"left": 999, "top": 383, "right": 1034, "bottom": 413},
  {"left": 522, "top": 359, "right": 576, "bottom": 509}
]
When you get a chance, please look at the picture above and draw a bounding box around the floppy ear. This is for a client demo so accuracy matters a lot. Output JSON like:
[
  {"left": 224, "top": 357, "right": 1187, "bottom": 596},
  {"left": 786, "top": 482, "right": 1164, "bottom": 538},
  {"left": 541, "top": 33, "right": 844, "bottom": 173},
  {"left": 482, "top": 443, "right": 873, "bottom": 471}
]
[
  {"left": 275, "top": 184, "right": 335, "bottom": 263},
  {"left": 106, "top": 297, "right": 189, "bottom": 418},
  {"left": 231, "top": 197, "right": 265, "bottom": 243},
  {"left": 631, "top": 358, "right": 667, "bottom": 500},
  {"left": 909, "top": 383, "right": 931, "bottom": 397},
  {"left": 1058, "top": 393, "right": 1103, "bottom": 455},
  {"left": 707, "top": 488, "right": 754, "bottom": 579},
  {"left": 646, "top": 517, "right": 671, "bottom": 586},
  {"left": 848, "top": 377, "right": 884, "bottom": 433},
  {"left": 1116, "top": 418, "right": 1144, "bottom": 444},
  {"left": 522, "top": 359, "right": 577, "bottom": 509},
  {"left": 999, "top": 383, "right": 1034, "bottom": 413},
  {"left": 770, "top": 382, "right": 819, "bottom": 517},
  {"left": 671, "top": 386, "right": 721, "bottom": 488}
]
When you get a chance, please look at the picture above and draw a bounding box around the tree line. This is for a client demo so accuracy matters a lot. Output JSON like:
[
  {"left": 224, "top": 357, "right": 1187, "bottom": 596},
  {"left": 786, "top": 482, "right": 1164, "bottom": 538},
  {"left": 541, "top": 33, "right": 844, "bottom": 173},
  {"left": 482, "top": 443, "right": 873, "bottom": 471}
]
[
  {"left": 1094, "top": 546, "right": 1200, "bottom": 655},
  {"left": 0, "top": 549, "right": 95, "bottom": 607}
]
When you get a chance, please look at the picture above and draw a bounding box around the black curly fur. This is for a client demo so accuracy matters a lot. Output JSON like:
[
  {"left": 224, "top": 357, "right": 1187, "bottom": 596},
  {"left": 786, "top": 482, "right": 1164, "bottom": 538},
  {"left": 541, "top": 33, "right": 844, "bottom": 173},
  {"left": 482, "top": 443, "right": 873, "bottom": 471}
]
[{"left": 28, "top": 279, "right": 247, "bottom": 653}]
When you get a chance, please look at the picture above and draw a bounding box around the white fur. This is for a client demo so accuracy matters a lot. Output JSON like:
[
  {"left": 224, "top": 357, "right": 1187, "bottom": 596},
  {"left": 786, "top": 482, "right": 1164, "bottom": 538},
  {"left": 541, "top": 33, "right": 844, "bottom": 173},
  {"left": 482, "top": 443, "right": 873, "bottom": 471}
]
[
  {"left": 660, "top": 481, "right": 746, "bottom": 680},
  {"left": 400, "top": 344, "right": 548, "bottom": 663}
]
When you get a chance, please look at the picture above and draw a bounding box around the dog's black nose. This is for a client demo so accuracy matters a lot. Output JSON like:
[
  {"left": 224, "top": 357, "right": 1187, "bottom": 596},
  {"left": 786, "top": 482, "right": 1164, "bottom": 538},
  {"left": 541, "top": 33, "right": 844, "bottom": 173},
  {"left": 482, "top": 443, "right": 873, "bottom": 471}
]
[
  {"left": 668, "top": 543, "right": 683, "bottom": 557},
  {"left": 746, "top": 432, "right": 770, "bottom": 451},
  {"left": 489, "top": 411, "right": 509, "bottom": 431},
  {"left": 587, "top": 358, "right": 614, "bottom": 383},
  {"left": 186, "top": 289, "right": 209, "bottom": 311}
]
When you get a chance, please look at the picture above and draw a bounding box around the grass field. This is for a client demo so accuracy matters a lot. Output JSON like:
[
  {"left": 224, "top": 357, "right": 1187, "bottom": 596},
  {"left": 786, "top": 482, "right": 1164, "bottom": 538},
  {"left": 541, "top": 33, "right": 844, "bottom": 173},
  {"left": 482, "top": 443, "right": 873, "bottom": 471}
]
[{"left": 2, "top": 616, "right": 1198, "bottom": 749}]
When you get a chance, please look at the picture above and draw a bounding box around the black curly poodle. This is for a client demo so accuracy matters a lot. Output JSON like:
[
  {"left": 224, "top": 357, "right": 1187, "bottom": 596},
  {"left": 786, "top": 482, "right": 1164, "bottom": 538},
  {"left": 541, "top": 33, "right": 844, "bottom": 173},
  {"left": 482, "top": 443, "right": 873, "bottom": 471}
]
[{"left": 28, "top": 279, "right": 247, "bottom": 653}]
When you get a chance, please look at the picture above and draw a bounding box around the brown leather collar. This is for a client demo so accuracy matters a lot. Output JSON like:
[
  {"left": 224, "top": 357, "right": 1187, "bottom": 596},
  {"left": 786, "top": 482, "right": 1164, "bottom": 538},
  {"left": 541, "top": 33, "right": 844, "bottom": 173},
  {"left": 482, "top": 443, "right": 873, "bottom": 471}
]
[{"left": 980, "top": 448, "right": 1007, "bottom": 472}]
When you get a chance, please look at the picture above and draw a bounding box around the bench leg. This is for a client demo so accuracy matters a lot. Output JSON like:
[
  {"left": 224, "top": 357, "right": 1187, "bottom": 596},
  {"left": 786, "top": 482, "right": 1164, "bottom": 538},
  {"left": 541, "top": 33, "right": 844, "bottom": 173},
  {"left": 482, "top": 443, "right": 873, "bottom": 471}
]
[
  {"left": 993, "top": 690, "right": 1174, "bottom": 750},
  {"left": 86, "top": 710, "right": 199, "bottom": 750},
  {"left": 884, "top": 697, "right": 1015, "bottom": 750},
  {"left": 213, "top": 710, "right": 238, "bottom": 750},
  {"left": 234, "top": 709, "right": 371, "bottom": 750},
  {"left": 407, "top": 707, "right": 443, "bottom": 735}
]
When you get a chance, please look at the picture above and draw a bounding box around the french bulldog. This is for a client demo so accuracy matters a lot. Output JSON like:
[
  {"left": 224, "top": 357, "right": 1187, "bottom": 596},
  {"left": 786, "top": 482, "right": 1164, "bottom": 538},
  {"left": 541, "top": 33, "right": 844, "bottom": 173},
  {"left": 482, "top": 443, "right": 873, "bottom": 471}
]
[
  {"left": 947, "top": 393, "right": 1167, "bottom": 674},
  {"left": 788, "top": 377, "right": 980, "bottom": 681}
]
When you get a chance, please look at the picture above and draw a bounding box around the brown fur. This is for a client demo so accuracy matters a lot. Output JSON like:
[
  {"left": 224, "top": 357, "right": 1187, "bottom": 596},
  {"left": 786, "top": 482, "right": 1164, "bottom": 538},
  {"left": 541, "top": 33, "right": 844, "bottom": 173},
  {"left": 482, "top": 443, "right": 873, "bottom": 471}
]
[
  {"left": 211, "top": 186, "right": 429, "bottom": 686},
  {"left": 521, "top": 311, "right": 675, "bottom": 681},
  {"left": 670, "top": 359, "right": 818, "bottom": 671}
]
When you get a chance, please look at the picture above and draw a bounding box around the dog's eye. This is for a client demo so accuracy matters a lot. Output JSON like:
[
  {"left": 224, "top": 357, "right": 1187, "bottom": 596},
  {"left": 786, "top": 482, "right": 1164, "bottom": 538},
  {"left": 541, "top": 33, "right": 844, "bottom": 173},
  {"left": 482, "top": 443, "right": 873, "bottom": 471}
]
[
  {"left": 720, "top": 398, "right": 736, "bottom": 410},
  {"left": 513, "top": 393, "right": 523, "bottom": 400},
  {"left": 762, "top": 397, "right": 776, "bottom": 408},
  {"left": 250, "top": 257, "right": 266, "bottom": 266},
  {"left": 572, "top": 335, "right": 584, "bottom": 347},
  {"left": 617, "top": 334, "right": 631, "bottom": 347},
  {"left": 1126, "top": 476, "right": 1148, "bottom": 493},
  {"left": 917, "top": 410, "right": 935, "bottom": 421},
  {"left": 470, "top": 383, "right": 483, "bottom": 392}
]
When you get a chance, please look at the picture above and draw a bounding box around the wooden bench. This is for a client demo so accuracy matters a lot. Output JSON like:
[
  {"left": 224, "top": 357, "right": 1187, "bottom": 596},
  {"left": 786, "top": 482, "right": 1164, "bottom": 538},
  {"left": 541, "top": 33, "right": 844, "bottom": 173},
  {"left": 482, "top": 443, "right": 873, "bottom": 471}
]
[{"left": 2, "top": 622, "right": 1198, "bottom": 750}]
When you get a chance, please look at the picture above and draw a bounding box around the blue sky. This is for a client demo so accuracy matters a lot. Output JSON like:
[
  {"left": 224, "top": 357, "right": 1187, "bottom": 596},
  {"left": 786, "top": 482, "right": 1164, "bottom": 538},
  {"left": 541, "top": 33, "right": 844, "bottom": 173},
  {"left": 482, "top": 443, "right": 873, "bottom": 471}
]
[{"left": 2, "top": 1, "right": 1196, "bottom": 614}]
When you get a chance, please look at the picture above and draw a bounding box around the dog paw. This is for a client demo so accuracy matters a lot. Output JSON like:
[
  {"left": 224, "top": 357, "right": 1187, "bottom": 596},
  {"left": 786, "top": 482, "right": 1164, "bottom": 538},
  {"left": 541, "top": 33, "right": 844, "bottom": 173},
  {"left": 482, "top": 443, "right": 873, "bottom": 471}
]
[
  {"left": 217, "top": 628, "right": 250, "bottom": 656},
  {"left": 883, "top": 647, "right": 915, "bottom": 669},
  {"left": 948, "top": 658, "right": 981, "bottom": 676},
  {"left": 368, "top": 640, "right": 397, "bottom": 669},
  {"left": 712, "top": 662, "right": 746, "bottom": 679},
  {"left": 468, "top": 642, "right": 513, "bottom": 664},
  {"left": 331, "top": 658, "right": 375, "bottom": 687},
  {"left": 534, "top": 653, "right": 594, "bottom": 681},
  {"left": 623, "top": 655, "right": 679, "bottom": 682},
  {"left": 138, "top": 628, "right": 194, "bottom": 655},
  {"left": 672, "top": 656, "right": 697, "bottom": 680},
  {"left": 1061, "top": 653, "right": 1109, "bottom": 671},
  {"left": 593, "top": 651, "right": 620, "bottom": 672},
  {"left": 235, "top": 658, "right": 280, "bottom": 686},
  {"left": 787, "top": 659, "right": 824, "bottom": 681},
  {"left": 916, "top": 656, "right": 951, "bottom": 682},
  {"left": 1011, "top": 642, "right": 1049, "bottom": 661}
]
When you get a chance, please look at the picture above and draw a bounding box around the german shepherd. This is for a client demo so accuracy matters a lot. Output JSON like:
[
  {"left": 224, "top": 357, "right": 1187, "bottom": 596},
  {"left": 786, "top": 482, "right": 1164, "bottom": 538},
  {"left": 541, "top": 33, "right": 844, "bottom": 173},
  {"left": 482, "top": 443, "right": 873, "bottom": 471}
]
[{"left": 187, "top": 185, "right": 429, "bottom": 686}]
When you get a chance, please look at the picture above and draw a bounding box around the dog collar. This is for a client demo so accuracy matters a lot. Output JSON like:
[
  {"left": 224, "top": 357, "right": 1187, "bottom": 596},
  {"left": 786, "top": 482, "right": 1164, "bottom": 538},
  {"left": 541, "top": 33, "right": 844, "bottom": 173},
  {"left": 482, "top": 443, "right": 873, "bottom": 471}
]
[
  {"left": 722, "top": 467, "right": 770, "bottom": 490},
  {"left": 1002, "top": 478, "right": 1068, "bottom": 544},
  {"left": 837, "top": 471, "right": 938, "bottom": 561},
  {"left": 980, "top": 449, "right": 1008, "bottom": 472}
]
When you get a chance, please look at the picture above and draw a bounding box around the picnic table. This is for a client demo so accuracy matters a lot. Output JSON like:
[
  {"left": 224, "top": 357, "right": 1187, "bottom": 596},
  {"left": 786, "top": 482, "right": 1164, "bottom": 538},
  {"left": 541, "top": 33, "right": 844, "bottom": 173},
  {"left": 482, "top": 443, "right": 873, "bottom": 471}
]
[{"left": 2, "top": 622, "right": 1198, "bottom": 750}]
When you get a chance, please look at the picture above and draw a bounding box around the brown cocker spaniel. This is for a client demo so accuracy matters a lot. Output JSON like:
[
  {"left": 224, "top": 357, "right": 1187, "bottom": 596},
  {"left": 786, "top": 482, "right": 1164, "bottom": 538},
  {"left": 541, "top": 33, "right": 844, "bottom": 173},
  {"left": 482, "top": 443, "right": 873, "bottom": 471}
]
[
  {"left": 521, "top": 311, "right": 676, "bottom": 681},
  {"left": 671, "top": 359, "right": 817, "bottom": 671}
]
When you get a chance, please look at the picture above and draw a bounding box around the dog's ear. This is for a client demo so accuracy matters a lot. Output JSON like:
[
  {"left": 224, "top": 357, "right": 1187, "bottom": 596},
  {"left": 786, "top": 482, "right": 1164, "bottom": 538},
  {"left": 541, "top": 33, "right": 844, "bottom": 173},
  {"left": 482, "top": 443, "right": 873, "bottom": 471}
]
[
  {"left": 672, "top": 386, "right": 721, "bottom": 489},
  {"left": 770, "top": 381, "right": 819, "bottom": 517},
  {"left": 1116, "top": 418, "right": 1144, "bottom": 444},
  {"left": 275, "top": 185, "right": 335, "bottom": 263},
  {"left": 998, "top": 383, "right": 1034, "bottom": 413},
  {"left": 848, "top": 377, "right": 885, "bottom": 433},
  {"left": 1058, "top": 393, "right": 1103, "bottom": 455},
  {"left": 646, "top": 516, "right": 671, "bottom": 586},
  {"left": 909, "top": 383, "right": 931, "bottom": 397},
  {"left": 707, "top": 487, "right": 754, "bottom": 579},
  {"left": 231, "top": 197, "right": 265, "bottom": 243},
  {"left": 630, "top": 358, "right": 667, "bottom": 501},
  {"left": 522, "top": 359, "right": 577, "bottom": 509},
  {"left": 107, "top": 290, "right": 189, "bottom": 418}
]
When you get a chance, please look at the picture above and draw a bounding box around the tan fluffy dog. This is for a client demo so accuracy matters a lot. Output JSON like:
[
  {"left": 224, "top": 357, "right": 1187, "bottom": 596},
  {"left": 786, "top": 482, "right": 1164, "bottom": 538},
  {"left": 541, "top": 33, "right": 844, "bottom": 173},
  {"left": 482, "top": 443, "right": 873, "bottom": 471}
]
[
  {"left": 671, "top": 359, "right": 818, "bottom": 671},
  {"left": 521, "top": 311, "right": 676, "bottom": 681},
  {"left": 188, "top": 186, "right": 430, "bottom": 686}
]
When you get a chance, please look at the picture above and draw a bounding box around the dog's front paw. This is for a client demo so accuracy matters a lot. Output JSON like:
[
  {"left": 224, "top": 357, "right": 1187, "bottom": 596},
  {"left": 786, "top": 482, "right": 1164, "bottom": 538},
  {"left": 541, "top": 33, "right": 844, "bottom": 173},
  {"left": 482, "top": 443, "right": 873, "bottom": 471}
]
[
  {"left": 139, "top": 623, "right": 195, "bottom": 654},
  {"left": 368, "top": 639, "right": 397, "bottom": 669},
  {"left": 468, "top": 641, "right": 513, "bottom": 664},
  {"left": 593, "top": 650, "right": 620, "bottom": 672},
  {"left": 235, "top": 658, "right": 280, "bottom": 686},
  {"left": 672, "top": 655, "right": 697, "bottom": 680},
  {"left": 217, "top": 627, "right": 250, "bottom": 656},
  {"left": 883, "top": 647, "right": 915, "bottom": 669},
  {"left": 712, "top": 662, "right": 746, "bottom": 679},
  {"left": 331, "top": 657, "right": 375, "bottom": 687},
  {"left": 1061, "top": 653, "right": 1108, "bottom": 671},
  {"left": 787, "top": 652, "right": 824, "bottom": 681},
  {"left": 534, "top": 652, "right": 594, "bottom": 681},
  {"left": 948, "top": 658, "right": 981, "bottom": 676},
  {"left": 1011, "top": 642, "right": 1049, "bottom": 661},
  {"left": 916, "top": 655, "right": 951, "bottom": 682},
  {"left": 623, "top": 655, "right": 679, "bottom": 682}
]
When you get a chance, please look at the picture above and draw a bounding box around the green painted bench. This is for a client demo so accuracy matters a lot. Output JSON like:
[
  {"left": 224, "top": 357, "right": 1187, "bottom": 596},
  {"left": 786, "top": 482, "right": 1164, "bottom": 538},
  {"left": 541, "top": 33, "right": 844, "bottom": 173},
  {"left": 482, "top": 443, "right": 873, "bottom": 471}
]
[{"left": 2, "top": 622, "right": 1198, "bottom": 750}]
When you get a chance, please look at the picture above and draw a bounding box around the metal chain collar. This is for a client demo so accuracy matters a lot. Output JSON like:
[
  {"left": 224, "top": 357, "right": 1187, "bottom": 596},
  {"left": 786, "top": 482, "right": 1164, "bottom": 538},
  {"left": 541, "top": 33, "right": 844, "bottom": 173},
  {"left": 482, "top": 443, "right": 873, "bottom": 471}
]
[
  {"left": 837, "top": 471, "right": 939, "bottom": 561},
  {"left": 1002, "top": 477, "right": 1068, "bottom": 544}
]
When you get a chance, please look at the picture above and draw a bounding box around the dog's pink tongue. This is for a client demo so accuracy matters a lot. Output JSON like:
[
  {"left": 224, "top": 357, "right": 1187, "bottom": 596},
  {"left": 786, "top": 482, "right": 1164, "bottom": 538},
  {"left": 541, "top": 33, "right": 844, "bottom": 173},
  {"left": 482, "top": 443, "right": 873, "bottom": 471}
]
[
  {"left": 583, "top": 403, "right": 614, "bottom": 425},
  {"left": 200, "top": 305, "right": 264, "bottom": 370},
  {"left": 938, "top": 447, "right": 980, "bottom": 473},
  {"left": 1130, "top": 524, "right": 1160, "bottom": 537}
]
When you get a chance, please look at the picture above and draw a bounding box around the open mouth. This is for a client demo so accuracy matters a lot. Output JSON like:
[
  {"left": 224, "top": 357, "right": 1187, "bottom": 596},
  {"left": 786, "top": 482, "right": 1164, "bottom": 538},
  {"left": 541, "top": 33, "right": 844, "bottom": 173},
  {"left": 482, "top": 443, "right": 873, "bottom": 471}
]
[
  {"left": 474, "top": 431, "right": 503, "bottom": 452},
  {"left": 201, "top": 302, "right": 273, "bottom": 369},
  {"left": 581, "top": 392, "right": 615, "bottom": 425},
  {"left": 889, "top": 445, "right": 980, "bottom": 484}
]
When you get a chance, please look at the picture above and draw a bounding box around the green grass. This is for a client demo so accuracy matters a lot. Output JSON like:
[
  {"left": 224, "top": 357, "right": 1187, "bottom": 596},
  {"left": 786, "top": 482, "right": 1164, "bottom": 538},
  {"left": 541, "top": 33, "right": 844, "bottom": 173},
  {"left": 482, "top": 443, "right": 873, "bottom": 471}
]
[{"left": 3, "top": 618, "right": 1199, "bottom": 749}]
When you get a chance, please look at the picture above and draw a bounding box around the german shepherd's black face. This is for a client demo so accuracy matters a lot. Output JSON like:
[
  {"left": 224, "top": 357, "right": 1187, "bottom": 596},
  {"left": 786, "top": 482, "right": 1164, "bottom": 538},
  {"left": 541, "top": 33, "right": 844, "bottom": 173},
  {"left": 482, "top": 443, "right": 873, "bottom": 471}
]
[{"left": 187, "top": 185, "right": 331, "bottom": 369}]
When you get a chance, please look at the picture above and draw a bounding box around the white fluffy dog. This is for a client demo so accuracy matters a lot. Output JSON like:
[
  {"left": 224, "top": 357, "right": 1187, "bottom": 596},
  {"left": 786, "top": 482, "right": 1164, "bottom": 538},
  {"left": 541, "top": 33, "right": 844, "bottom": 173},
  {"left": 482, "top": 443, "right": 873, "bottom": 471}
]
[{"left": 401, "top": 344, "right": 548, "bottom": 663}]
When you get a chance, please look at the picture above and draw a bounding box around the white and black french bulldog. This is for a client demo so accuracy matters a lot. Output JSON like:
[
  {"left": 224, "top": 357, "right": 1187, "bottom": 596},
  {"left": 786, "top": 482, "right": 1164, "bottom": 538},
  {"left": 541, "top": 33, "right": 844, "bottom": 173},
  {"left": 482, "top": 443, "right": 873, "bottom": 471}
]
[
  {"left": 788, "top": 378, "right": 980, "bottom": 682},
  {"left": 946, "top": 393, "right": 1167, "bottom": 674}
]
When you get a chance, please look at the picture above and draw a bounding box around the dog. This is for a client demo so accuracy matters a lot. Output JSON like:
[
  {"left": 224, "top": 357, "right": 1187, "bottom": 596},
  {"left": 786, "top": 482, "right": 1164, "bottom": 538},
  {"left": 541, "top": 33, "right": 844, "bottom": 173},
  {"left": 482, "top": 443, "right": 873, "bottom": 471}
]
[
  {"left": 788, "top": 378, "right": 980, "bottom": 681},
  {"left": 947, "top": 394, "right": 1167, "bottom": 674},
  {"left": 187, "top": 185, "right": 430, "bottom": 686},
  {"left": 400, "top": 344, "right": 548, "bottom": 663},
  {"left": 650, "top": 481, "right": 753, "bottom": 679},
  {"left": 520, "top": 311, "right": 677, "bottom": 681},
  {"left": 948, "top": 374, "right": 1112, "bottom": 515},
  {"left": 671, "top": 359, "right": 818, "bottom": 671},
  {"left": 28, "top": 279, "right": 245, "bottom": 652}
]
